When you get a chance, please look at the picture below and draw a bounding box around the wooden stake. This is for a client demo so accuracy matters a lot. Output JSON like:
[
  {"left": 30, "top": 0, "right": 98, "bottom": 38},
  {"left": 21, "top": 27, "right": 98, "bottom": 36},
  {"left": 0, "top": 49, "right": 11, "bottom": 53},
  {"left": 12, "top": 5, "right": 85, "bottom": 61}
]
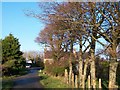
[
  {"left": 69, "top": 65, "right": 72, "bottom": 85},
  {"left": 64, "top": 69, "right": 68, "bottom": 84},
  {"left": 93, "top": 79, "right": 96, "bottom": 89},
  {"left": 88, "top": 75, "right": 91, "bottom": 89},
  {"left": 99, "top": 78, "right": 102, "bottom": 89}
]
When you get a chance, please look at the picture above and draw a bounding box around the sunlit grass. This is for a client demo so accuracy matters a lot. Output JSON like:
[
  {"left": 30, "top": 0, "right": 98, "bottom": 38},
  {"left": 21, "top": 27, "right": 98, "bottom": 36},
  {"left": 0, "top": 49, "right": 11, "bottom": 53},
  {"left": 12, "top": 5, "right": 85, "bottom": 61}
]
[{"left": 38, "top": 72, "right": 70, "bottom": 88}]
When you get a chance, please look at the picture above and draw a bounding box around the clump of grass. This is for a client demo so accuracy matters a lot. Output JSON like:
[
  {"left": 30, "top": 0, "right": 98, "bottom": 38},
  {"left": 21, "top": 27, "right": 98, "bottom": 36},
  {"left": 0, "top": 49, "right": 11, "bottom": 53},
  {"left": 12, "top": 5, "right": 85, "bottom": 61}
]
[{"left": 39, "top": 72, "right": 70, "bottom": 88}]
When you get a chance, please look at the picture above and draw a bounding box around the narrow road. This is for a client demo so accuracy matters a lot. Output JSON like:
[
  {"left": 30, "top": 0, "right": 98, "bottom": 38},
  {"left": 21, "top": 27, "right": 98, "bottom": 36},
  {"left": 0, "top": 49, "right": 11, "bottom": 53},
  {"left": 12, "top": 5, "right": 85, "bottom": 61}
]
[{"left": 12, "top": 67, "right": 44, "bottom": 90}]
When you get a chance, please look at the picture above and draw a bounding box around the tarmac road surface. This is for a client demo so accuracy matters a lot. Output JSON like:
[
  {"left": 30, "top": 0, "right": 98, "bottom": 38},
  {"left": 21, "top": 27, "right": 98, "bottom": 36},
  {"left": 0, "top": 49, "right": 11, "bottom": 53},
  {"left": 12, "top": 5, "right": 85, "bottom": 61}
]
[{"left": 12, "top": 67, "right": 44, "bottom": 90}]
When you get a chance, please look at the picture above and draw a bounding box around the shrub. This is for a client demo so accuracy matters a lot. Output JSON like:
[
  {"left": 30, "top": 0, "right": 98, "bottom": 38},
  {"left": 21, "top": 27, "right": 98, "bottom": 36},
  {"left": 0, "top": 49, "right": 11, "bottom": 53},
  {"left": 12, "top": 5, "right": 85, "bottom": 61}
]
[
  {"left": 44, "top": 59, "right": 69, "bottom": 76},
  {"left": 95, "top": 58, "right": 120, "bottom": 88},
  {"left": 32, "top": 60, "right": 44, "bottom": 69},
  {"left": 95, "top": 59, "right": 109, "bottom": 80},
  {"left": 2, "top": 59, "right": 26, "bottom": 76}
]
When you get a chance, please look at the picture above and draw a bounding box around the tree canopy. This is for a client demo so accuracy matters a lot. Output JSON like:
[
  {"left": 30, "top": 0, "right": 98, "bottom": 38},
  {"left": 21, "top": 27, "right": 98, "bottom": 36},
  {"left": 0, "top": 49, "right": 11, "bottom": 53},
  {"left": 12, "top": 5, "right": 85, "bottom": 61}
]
[
  {"left": 1, "top": 34, "right": 25, "bottom": 75},
  {"left": 32, "top": 2, "right": 120, "bottom": 88},
  {"left": 2, "top": 34, "right": 23, "bottom": 64}
]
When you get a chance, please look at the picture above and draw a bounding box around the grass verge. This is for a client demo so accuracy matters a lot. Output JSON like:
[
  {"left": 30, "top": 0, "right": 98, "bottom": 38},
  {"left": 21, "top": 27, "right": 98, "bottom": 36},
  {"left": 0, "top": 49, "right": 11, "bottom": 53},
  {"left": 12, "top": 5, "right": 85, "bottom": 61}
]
[
  {"left": 38, "top": 72, "right": 70, "bottom": 88},
  {"left": 1, "top": 76, "right": 14, "bottom": 90}
]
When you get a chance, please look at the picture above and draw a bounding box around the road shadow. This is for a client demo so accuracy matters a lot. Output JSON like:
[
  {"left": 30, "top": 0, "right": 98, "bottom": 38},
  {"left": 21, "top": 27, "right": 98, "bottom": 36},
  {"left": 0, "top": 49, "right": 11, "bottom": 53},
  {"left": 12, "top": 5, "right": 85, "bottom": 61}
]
[{"left": 13, "top": 76, "right": 40, "bottom": 86}]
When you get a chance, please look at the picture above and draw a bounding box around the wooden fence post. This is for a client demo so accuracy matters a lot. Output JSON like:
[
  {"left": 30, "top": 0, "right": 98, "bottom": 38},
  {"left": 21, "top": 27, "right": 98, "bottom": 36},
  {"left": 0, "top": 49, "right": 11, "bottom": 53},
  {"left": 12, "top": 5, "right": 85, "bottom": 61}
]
[
  {"left": 93, "top": 79, "right": 96, "bottom": 89},
  {"left": 83, "top": 60, "right": 88, "bottom": 80},
  {"left": 64, "top": 69, "right": 69, "bottom": 84},
  {"left": 99, "top": 78, "right": 102, "bottom": 89},
  {"left": 88, "top": 75, "right": 91, "bottom": 89}
]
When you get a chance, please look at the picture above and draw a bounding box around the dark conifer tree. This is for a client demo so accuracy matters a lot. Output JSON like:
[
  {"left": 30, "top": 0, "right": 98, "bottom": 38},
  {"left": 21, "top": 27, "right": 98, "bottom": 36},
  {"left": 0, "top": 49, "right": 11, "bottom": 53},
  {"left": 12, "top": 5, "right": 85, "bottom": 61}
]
[{"left": 2, "top": 33, "right": 23, "bottom": 64}]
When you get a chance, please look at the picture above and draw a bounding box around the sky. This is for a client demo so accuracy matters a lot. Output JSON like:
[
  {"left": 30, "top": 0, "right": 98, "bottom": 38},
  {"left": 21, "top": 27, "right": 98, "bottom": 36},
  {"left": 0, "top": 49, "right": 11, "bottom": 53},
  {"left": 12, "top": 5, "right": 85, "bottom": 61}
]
[
  {"left": 1, "top": 2, "right": 108, "bottom": 58},
  {"left": 2, "top": 2, "right": 45, "bottom": 52}
]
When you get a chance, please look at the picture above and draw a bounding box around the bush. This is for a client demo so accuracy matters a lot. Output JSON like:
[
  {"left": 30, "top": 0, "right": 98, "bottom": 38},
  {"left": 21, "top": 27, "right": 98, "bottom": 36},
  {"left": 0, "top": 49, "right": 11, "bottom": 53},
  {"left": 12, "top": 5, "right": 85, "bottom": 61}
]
[
  {"left": 95, "top": 59, "right": 120, "bottom": 88},
  {"left": 32, "top": 60, "right": 44, "bottom": 69},
  {"left": 44, "top": 59, "right": 69, "bottom": 76},
  {"left": 2, "top": 59, "right": 26, "bottom": 76},
  {"left": 96, "top": 60, "right": 109, "bottom": 80}
]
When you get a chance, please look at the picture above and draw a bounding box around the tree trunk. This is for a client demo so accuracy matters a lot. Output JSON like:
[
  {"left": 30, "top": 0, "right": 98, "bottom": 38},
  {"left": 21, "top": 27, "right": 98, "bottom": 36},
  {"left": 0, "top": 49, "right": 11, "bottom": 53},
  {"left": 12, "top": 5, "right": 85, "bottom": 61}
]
[
  {"left": 84, "top": 59, "right": 88, "bottom": 80},
  {"left": 69, "top": 62, "right": 72, "bottom": 85},
  {"left": 82, "top": 74, "right": 85, "bottom": 88},
  {"left": 72, "top": 73, "right": 74, "bottom": 88},
  {"left": 75, "top": 75, "right": 78, "bottom": 88},
  {"left": 109, "top": 42, "right": 119, "bottom": 88},
  {"left": 79, "top": 38, "right": 83, "bottom": 88},
  {"left": 109, "top": 61, "right": 118, "bottom": 88},
  {"left": 64, "top": 69, "right": 69, "bottom": 84},
  {"left": 90, "top": 28, "right": 97, "bottom": 88},
  {"left": 79, "top": 59, "right": 83, "bottom": 88},
  {"left": 90, "top": 53, "right": 96, "bottom": 88}
]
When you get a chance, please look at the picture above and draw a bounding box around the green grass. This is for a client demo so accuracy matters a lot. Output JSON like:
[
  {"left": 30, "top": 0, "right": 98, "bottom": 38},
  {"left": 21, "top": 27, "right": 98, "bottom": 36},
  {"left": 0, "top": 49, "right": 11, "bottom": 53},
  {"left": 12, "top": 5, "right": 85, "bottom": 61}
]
[
  {"left": 38, "top": 72, "right": 71, "bottom": 88},
  {"left": 1, "top": 76, "right": 14, "bottom": 90},
  {"left": 2, "top": 80, "right": 13, "bottom": 90},
  {"left": 38, "top": 71, "right": 120, "bottom": 89}
]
